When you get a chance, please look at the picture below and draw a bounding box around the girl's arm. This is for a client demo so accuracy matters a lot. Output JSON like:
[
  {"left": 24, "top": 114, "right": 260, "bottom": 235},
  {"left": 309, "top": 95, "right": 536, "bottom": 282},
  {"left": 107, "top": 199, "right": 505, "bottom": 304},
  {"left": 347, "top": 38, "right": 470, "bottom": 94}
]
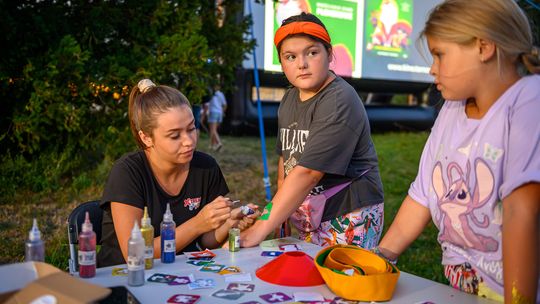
[
  {"left": 502, "top": 182, "right": 539, "bottom": 303},
  {"left": 200, "top": 203, "right": 261, "bottom": 248},
  {"left": 241, "top": 164, "right": 324, "bottom": 247},
  {"left": 377, "top": 195, "right": 432, "bottom": 261}
]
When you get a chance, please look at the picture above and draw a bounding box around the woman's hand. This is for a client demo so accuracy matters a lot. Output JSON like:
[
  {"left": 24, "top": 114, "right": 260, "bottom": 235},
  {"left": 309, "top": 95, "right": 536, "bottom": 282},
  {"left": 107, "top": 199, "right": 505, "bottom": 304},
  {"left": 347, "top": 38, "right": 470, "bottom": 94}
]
[
  {"left": 237, "top": 204, "right": 261, "bottom": 231},
  {"left": 196, "top": 196, "right": 232, "bottom": 233},
  {"left": 226, "top": 203, "right": 260, "bottom": 231}
]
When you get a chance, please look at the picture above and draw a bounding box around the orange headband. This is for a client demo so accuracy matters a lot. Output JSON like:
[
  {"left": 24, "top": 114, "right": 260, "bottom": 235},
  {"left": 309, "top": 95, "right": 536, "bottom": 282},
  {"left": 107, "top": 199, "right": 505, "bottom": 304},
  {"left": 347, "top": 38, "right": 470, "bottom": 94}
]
[{"left": 274, "top": 21, "right": 331, "bottom": 48}]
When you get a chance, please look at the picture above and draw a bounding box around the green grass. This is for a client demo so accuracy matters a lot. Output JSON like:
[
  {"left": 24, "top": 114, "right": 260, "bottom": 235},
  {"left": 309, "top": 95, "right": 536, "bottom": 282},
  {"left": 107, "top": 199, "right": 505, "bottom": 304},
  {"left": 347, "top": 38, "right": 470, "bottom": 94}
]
[
  {"left": 0, "top": 131, "right": 444, "bottom": 284},
  {"left": 373, "top": 132, "right": 444, "bottom": 283}
]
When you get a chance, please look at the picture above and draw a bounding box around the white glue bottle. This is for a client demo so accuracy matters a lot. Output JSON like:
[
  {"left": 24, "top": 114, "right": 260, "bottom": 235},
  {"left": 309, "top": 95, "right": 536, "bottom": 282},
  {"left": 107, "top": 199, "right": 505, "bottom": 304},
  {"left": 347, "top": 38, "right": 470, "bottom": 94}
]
[
  {"left": 25, "top": 218, "right": 45, "bottom": 262},
  {"left": 127, "top": 221, "right": 145, "bottom": 286}
]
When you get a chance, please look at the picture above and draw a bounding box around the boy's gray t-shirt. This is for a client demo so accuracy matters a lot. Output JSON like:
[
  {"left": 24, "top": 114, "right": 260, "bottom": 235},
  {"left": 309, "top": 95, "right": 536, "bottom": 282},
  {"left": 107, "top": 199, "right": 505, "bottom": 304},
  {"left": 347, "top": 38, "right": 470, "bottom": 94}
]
[{"left": 276, "top": 76, "right": 383, "bottom": 221}]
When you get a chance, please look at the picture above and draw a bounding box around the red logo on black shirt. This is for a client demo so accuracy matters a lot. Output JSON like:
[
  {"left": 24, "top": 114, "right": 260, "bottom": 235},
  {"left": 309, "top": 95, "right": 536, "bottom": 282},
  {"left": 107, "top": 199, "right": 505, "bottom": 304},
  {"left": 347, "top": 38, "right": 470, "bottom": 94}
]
[{"left": 183, "top": 197, "right": 201, "bottom": 211}]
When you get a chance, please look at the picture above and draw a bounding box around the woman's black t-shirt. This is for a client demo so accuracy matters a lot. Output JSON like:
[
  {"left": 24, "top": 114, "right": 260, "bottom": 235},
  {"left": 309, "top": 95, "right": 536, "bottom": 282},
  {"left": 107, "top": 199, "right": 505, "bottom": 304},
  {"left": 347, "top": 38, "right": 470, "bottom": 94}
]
[{"left": 97, "top": 150, "right": 229, "bottom": 267}]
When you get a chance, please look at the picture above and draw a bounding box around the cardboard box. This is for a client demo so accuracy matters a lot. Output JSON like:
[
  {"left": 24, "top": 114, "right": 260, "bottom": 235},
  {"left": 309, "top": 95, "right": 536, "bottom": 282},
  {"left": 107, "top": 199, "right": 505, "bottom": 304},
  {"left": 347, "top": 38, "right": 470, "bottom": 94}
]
[{"left": 0, "top": 262, "right": 110, "bottom": 304}]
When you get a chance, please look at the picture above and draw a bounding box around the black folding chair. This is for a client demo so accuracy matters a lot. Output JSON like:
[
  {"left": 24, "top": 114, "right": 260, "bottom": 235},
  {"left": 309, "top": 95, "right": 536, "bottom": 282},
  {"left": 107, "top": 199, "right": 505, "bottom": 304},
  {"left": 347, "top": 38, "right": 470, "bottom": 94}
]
[{"left": 67, "top": 200, "right": 103, "bottom": 274}]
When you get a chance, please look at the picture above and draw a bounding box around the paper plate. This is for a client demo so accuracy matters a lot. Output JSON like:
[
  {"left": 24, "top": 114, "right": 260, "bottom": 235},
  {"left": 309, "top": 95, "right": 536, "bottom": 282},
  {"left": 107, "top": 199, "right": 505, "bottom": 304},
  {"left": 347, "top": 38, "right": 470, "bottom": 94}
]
[{"left": 255, "top": 251, "right": 325, "bottom": 286}]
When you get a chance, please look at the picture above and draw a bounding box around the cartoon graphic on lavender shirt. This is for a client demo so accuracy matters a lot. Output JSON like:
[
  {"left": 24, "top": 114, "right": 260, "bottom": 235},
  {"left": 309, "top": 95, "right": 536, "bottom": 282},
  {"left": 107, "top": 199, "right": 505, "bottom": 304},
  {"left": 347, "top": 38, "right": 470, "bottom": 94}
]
[{"left": 432, "top": 159, "right": 498, "bottom": 252}]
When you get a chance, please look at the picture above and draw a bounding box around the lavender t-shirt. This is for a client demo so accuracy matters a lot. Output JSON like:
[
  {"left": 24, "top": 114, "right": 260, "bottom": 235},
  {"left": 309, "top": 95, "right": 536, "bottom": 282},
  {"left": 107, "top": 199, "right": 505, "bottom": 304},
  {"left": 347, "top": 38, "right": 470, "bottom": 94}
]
[{"left": 409, "top": 75, "right": 540, "bottom": 296}]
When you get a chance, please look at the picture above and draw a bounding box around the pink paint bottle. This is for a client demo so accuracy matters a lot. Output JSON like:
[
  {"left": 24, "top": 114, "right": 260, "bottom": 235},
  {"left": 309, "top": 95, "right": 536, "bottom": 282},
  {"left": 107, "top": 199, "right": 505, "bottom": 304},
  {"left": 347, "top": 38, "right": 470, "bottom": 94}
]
[{"left": 78, "top": 211, "right": 96, "bottom": 278}]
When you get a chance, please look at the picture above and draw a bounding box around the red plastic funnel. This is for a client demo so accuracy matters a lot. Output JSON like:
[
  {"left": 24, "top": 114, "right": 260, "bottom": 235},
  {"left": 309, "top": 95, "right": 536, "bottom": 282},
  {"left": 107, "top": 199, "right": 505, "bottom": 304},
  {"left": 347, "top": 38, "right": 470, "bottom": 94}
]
[{"left": 256, "top": 251, "right": 325, "bottom": 286}]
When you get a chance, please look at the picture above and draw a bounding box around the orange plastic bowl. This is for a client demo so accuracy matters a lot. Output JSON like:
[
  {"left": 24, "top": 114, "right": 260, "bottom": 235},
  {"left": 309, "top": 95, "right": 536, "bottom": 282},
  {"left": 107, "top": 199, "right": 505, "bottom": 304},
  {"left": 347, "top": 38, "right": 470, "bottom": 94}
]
[{"left": 315, "top": 245, "right": 400, "bottom": 302}]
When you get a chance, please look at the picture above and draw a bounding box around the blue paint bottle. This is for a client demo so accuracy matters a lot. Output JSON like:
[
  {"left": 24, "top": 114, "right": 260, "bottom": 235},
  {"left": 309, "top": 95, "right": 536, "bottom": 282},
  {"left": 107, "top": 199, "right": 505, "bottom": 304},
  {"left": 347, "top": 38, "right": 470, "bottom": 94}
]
[{"left": 160, "top": 203, "right": 176, "bottom": 263}]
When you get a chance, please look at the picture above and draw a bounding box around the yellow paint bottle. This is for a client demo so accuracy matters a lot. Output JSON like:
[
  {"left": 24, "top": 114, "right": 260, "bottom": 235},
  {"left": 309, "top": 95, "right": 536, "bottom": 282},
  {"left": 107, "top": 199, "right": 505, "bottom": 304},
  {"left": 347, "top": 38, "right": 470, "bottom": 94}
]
[{"left": 140, "top": 206, "right": 154, "bottom": 269}]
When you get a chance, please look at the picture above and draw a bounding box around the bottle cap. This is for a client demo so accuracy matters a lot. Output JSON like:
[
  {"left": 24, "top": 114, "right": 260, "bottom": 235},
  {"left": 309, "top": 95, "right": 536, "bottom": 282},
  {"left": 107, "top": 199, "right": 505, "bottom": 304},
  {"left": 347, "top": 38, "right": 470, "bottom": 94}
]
[
  {"left": 141, "top": 206, "right": 151, "bottom": 227},
  {"left": 131, "top": 220, "right": 142, "bottom": 240},
  {"left": 163, "top": 203, "right": 173, "bottom": 222},
  {"left": 82, "top": 211, "right": 93, "bottom": 233},
  {"left": 28, "top": 218, "right": 41, "bottom": 241}
]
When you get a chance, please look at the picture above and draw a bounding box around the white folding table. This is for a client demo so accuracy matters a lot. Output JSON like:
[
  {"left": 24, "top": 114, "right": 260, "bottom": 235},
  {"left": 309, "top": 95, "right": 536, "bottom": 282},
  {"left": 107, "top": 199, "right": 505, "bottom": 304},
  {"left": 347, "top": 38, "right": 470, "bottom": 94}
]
[{"left": 85, "top": 239, "right": 497, "bottom": 303}]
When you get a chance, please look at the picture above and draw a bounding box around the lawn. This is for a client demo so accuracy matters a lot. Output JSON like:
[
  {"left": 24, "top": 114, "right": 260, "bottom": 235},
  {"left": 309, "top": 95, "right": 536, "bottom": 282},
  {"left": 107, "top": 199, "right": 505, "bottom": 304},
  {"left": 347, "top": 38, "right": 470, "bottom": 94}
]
[{"left": 0, "top": 131, "right": 444, "bottom": 284}]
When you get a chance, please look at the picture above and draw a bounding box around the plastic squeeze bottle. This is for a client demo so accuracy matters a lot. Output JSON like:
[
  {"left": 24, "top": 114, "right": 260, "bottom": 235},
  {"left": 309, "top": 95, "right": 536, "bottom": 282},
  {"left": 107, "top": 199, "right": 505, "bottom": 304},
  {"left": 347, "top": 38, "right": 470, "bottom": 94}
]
[
  {"left": 160, "top": 203, "right": 176, "bottom": 263},
  {"left": 25, "top": 218, "right": 45, "bottom": 262},
  {"left": 140, "top": 206, "right": 154, "bottom": 269},
  {"left": 127, "top": 221, "right": 145, "bottom": 286},
  {"left": 78, "top": 212, "right": 96, "bottom": 278}
]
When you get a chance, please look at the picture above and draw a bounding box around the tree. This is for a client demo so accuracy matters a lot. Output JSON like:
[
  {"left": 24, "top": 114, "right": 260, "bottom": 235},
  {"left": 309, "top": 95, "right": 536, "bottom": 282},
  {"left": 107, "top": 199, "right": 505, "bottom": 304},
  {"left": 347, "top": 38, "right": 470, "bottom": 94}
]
[
  {"left": 518, "top": 1, "right": 540, "bottom": 44},
  {"left": 0, "top": 0, "right": 253, "bottom": 157},
  {"left": 0, "top": 1, "right": 253, "bottom": 198}
]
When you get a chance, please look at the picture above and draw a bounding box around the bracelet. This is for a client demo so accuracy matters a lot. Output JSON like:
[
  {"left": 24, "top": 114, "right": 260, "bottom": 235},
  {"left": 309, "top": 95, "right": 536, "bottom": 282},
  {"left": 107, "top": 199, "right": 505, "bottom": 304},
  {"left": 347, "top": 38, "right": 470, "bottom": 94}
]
[{"left": 371, "top": 246, "right": 398, "bottom": 265}]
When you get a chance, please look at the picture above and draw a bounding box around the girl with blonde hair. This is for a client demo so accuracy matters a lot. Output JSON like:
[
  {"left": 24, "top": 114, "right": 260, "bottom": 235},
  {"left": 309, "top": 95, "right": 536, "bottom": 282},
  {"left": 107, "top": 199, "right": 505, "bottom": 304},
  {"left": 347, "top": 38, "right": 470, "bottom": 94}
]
[{"left": 377, "top": 0, "right": 540, "bottom": 302}]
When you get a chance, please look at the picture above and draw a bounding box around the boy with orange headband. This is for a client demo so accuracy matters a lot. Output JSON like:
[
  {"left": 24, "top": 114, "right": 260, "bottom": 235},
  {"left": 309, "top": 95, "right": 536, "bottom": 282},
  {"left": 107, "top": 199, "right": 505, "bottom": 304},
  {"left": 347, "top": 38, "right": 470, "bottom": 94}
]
[{"left": 241, "top": 13, "right": 384, "bottom": 249}]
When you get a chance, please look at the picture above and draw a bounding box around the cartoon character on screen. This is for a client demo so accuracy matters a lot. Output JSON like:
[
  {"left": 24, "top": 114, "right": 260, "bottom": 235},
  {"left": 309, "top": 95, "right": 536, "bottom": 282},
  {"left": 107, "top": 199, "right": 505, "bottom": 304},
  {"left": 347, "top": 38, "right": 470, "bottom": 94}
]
[
  {"left": 390, "top": 24, "right": 411, "bottom": 49},
  {"left": 275, "top": 1, "right": 355, "bottom": 77},
  {"left": 432, "top": 160, "right": 498, "bottom": 252},
  {"left": 275, "top": 0, "right": 310, "bottom": 26},
  {"left": 380, "top": 0, "right": 399, "bottom": 38},
  {"left": 369, "top": 0, "right": 398, "bottom": 47},
  {"left": 368, "top": 0, "right": 412, "bottom": 50}
]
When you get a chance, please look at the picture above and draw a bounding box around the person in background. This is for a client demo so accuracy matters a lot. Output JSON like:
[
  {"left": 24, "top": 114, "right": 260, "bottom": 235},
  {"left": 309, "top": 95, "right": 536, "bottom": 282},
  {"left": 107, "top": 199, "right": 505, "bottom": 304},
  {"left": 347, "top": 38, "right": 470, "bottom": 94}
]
[
  {"left": 199, "top": 86, "right": 213, "bottom": 135},
  {"left": 376, "top": 0, "right": 540, "bottom": 302},
  {"left": 241, "top": 13, "right": 384, "bottom": 250},
  {"left": 205, "top": 86, "right": 227, "bottom": 151},
  {"left": 191, "top": 103, "right": 202, "bottom": 136},
  {"left": 97, "top": 79, "right": 259, "bottom": 267}
]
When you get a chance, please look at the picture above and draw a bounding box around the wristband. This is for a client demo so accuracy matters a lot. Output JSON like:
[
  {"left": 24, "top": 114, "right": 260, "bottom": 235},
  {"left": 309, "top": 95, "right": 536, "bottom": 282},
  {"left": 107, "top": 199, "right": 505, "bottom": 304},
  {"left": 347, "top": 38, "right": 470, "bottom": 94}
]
[
  {"left": 371, "top": 246, "right": 398, "bottom": 265},
  {"left": 259, "top": 202, "right": 273, "bottom": 220}
]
